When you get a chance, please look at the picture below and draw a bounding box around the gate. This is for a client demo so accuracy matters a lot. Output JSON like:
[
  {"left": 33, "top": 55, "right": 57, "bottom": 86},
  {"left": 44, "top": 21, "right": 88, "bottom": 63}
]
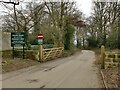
[
  {"left": 100, "top": 46, "right": 120, "bottom": 69},
  {"left": 39, "top": 47, "right": 64, "bottom": 62}
]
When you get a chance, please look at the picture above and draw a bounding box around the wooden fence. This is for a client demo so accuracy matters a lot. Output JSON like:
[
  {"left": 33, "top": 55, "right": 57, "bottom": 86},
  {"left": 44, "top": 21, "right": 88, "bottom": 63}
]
[
  {"left": 38, "top": 47, "right": 64, "bottom": 62},
  {"left": 11, "top": 47, "right": 64, "bottom": 62},
  {"left": 101, "top": 46, "right": 120, "bottom": 69}
]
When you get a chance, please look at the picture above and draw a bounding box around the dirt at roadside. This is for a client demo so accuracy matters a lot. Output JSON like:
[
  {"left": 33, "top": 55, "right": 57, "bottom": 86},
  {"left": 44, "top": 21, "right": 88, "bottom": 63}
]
[
  {"left": 2, "top": 58, "right": 39, "bottom": 73},
  {"left": 102, "top": 67, "right": 119, "bottom": 88},
  {"left": 94, "top": 48, "right": 120, "bottom": 88}
]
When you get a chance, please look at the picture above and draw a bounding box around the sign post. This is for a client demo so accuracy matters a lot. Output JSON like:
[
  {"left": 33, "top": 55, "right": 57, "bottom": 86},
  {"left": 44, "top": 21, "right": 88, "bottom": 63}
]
[
  {"left": 12, "top": 46, "right": 15, "bottom": 59},
  {"left": 38, "top": 34, "right": 43, "bottom": 61},
  {"left": 11, "top": 32, "right": 25, "bottom": 59},
  {"left": 23, "top": 45, "right": 25, "bottom": 59}
]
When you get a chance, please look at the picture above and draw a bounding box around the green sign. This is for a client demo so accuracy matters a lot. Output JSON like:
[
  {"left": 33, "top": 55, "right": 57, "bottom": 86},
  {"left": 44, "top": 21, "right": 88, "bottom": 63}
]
[
  {"left": 11, "top": 32, "right": 25, "bottom": 46},
  {"left": 38, "top": 39, "right": 43, "bottom": 45}
]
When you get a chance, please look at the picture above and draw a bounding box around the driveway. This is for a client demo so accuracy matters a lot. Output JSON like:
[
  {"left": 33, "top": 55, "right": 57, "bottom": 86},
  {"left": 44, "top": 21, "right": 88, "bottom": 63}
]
[{"left": 2, "top": 50, "right": 102, "bottom": 88}]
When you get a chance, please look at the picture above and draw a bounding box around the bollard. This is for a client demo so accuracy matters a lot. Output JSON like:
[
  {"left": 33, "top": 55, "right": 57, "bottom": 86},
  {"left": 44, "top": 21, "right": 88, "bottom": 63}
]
[{"left": 101, "top": 45, "right": 105, "bottom": 69}]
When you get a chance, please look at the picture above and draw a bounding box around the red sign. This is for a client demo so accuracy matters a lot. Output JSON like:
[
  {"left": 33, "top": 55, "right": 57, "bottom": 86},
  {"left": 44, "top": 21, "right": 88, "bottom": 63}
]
[{"left": 38, "top": 34, "right": 43, "bottom": 39}]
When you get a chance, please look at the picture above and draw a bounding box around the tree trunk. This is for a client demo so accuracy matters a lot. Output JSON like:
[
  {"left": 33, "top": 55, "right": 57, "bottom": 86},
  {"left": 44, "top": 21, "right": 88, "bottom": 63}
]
[
  {"left": 13, "top": 4, "right": 19, "bottom": 31},
  {"left": 58, "top": 1, "right": 64, "bottom": 47}
]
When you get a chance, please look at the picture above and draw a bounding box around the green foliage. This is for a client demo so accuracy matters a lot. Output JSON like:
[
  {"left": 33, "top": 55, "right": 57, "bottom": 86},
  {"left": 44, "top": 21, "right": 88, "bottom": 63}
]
[
  {"left": 106, "top": 29, "right": 118, "bottom": 49},
  {"left": 77, "top": 39, "right": 81, "bottom": 49},
  {"left": 64, "top": 24, "right": 75, "bottom": 50},
  {"left": 30, "top": 38, "right": 38, "bottom": 45},
  {"left": 87, "top": 37, "right": 98, "bottom": 48},
  {"left": 118, "top": 32, "right": 120, "bottom": 49},
  {"left": 118, "top": 39, "right": 120, "bottom": 49},
  {"left": 107, "top": 39, "right": 118, "bottom": 49},
  {"left": 43, "top": 44, "right": 54, "bottom": 48},
  {"left": 31, "top": 44, "right": 54, "bottom": 50},
  {"left": 2, "top": 50, "right": 12, "bottom": 59},
  {"left": 63, "top": 47, "right": 79, "bottom": 57},
  {"left": 30, "top": 36, "right": 54, "bottom": 45},
  {"left": 43, "top": 37, "right": 54, "bottom": 44}
]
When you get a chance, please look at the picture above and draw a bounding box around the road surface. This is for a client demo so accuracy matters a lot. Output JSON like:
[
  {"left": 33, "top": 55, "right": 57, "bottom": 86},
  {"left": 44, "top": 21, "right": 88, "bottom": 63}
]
[{"left": 2, "top": 50, "right": 102, "bottom": 88}]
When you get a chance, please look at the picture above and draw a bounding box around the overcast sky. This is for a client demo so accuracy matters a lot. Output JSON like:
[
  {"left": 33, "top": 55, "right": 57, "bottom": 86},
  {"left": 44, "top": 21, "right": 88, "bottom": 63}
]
[
  {"left": 0, "top": 0, "right": 92, "bottom": 17},
  {"left": 75, "top": 0, "right": 92, "bottom": 17}
]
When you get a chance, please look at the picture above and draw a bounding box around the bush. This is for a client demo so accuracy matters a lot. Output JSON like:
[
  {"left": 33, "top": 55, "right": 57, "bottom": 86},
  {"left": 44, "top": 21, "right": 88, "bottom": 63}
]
[
  {"left": 31, "top": 44, "right": 54, "bottom": 50},
  {"left": 87, "top": 37, "right": 98, "bottom": 48},
  {"left": 2, "top": 50, "right": 12, "bottom": 59},
  {"left": 64, "top": 24, "right": 75, "bottom": 50},
  {"left": 30, "top": 38, "right": 38, "bottom": 45}
]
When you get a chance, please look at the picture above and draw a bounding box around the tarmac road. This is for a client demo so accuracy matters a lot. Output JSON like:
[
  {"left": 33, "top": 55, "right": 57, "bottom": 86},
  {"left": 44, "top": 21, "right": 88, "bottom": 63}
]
[{"left": 2, "top": 50, "right": 102, "bottom": 88}]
